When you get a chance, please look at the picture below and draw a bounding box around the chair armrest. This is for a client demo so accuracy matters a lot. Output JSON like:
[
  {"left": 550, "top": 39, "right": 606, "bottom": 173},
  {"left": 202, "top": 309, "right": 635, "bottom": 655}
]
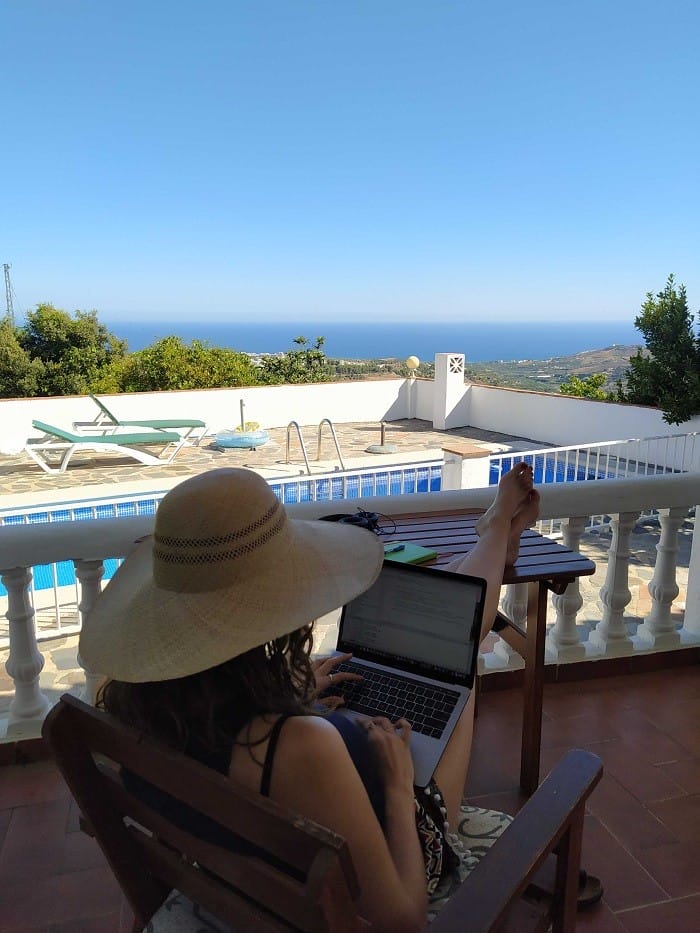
[
  {"left": 429, "top": 749, "right": 603, "bottom": 932},
  {"left": 72, "top": 421, "right": 117, "bottom": 434}
]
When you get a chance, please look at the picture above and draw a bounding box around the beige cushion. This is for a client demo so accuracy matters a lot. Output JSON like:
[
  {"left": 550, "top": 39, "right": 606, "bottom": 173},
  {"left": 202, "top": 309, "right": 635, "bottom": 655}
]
[
  {"left": 428, "top": 805, "right": 514, "bottom": 921},
  {"left": 144, "top": 892, "right": 229, "bottom": 931}
]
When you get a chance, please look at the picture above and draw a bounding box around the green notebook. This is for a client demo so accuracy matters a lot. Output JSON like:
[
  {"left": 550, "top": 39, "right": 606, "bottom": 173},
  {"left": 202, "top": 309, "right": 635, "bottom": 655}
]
[{"left": 383, "top": 542, "right": 438, "bottom": 565}]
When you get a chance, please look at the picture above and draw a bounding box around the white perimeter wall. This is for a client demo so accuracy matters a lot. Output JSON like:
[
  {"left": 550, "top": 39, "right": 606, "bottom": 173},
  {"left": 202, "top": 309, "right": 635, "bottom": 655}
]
[
  {"left": 465, "top": 383, "right": 700, "bottom": 447},
  {"left": 1, "top": 368, "right": 698, "bottom": 462},
  {"left": 0, "top": 380, "right": 412, "bottom": 454},
  {"left": 414, "top": 378, "right": 434, "bottom": 420}
]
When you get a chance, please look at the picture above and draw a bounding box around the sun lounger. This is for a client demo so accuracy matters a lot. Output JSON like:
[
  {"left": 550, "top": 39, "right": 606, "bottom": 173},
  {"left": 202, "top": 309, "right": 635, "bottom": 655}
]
[
  {"left": 72, "top": 395, "right": 207, "bottom": 445},
  {"left": 25, "top": 420, "right": 188, "bottom": 474}
]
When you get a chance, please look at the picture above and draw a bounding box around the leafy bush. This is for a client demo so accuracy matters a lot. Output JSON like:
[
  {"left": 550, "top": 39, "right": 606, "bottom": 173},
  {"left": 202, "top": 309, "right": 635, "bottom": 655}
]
[
  {"left": 118, "top": 336, "right": 258, "bottom": 391},
  {"left": 617, "top": 275, "right": 700, "bottom": 424}
]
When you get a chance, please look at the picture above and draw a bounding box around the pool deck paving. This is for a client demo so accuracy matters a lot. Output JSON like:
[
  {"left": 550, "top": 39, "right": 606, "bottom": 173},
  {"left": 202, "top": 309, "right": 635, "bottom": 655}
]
[{"left": 1, "top": 418, "right": 544, "bottom": 505}]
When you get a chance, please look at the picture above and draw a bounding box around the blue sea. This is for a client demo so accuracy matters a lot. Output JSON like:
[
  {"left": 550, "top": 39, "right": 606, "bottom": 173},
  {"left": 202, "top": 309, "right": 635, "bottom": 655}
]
[{"left": 103, "top": 319, "right": 640, "bottom": 363}]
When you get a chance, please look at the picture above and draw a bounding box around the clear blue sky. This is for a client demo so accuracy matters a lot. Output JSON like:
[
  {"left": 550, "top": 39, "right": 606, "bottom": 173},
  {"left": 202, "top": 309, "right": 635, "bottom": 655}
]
[{"left": 2, "top": 0, "right": 699, "bottom": 322}]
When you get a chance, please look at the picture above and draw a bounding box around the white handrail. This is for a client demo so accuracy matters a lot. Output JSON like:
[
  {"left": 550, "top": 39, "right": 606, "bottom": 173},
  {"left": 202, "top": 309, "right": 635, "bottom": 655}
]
[
  {"left": 315, "top": 418, "right": 346, "bottom": 470},
  {"left": 1, "top": 473, "right": 697, "bottom": 570},
  {"left": 490, "top": 432, "right": 699, "bottom": 481}
]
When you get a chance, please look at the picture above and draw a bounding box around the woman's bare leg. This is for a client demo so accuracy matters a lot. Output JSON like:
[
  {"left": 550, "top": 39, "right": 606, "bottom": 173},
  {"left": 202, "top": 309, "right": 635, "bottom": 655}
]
[
  {"left": 451, "top": 464, "right": 534, "bottom": 642},
  {"left": 433, "top": 468, "right": 539, "bottom": 826},
  {"left": 505, "top": 489, "right": 541, "bottom": 566}
]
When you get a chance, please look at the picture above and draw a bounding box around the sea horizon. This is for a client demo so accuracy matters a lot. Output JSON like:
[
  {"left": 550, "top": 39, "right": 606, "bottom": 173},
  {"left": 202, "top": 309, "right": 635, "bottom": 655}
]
[{"left": 103, "top": 319, "right": 641, "bottom": 363}]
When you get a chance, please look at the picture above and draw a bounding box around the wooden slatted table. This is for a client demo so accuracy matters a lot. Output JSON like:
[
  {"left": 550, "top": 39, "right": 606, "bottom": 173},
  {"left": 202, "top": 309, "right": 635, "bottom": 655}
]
[{"left": 383, "top": 508, "right": 596, "bottom": 794}]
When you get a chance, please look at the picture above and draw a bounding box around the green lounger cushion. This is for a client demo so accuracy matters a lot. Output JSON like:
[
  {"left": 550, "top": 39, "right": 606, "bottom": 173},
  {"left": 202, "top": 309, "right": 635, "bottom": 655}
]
[
  {"left": 111, "top": 418, "right": 206, "bottom": 429},
  {"left": 32, "top": 420, "right": 180, "bottom": 445},
  {"left": 89, "top": 395, "right": 205, "bottom": 429}
]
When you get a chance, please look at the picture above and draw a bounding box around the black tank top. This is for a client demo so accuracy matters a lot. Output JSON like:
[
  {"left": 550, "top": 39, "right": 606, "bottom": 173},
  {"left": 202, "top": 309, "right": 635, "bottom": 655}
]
[
  {"left": 122, "top": 711, "right": 386, "bottom": 855},
  {"left": 259, "top": 713, "right": 289, "bottom": 796}
]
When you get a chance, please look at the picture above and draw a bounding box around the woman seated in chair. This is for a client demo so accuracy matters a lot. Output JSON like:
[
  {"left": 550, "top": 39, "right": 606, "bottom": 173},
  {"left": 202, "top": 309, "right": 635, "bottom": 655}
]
[{"left": 80, "top": 464, "right": 541, "bottom": 933}]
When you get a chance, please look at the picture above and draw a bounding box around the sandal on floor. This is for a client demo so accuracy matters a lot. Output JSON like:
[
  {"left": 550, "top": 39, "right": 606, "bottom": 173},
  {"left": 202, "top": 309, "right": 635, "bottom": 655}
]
[
  {"left": 576, "top": 870, "right": 604, "bottom": 910},
  {"left": 525, "top": 868, "right": 603, "bottom": 911}
]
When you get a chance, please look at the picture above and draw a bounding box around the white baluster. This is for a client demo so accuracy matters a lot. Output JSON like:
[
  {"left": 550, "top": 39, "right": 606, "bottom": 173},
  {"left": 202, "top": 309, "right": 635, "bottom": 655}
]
[
  {"left": 589, "top": 511, "right": 638, "bottom": 655},
  {"left": 547, "top": 516, "right": 587, "bottom": 660},
  {"left": 491, "top": 583, "right": 527, "bottom": 668},
  {"left": 501, "top": 581, "right": 528, "bottom": 625},
  {"left": 682, "top": 507, "right": 700, "bottom": 638},
  {"left": 636, "top": 507, "right": 687, "bottom": 649},
  {"left": 74, "top": 559, "right": 106, "bottom": 705},
  {"left": 1, "top": 566, "right": 51, "bottom": 735}
]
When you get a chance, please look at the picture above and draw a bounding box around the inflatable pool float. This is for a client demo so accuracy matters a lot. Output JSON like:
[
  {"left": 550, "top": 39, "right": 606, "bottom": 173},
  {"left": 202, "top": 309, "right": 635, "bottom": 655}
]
[{"left": 215, "top": 429, "right": 270, "bottom": 450}]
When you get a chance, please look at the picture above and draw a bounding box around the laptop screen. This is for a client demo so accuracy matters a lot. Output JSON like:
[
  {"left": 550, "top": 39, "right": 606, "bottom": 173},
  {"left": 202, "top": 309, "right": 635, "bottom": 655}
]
[{"left": 337, "top": 562, "right": 485, "bottom": 686}]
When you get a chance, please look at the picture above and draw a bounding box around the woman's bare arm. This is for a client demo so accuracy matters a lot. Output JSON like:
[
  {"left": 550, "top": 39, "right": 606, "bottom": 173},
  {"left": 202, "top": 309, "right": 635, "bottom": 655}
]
[{"left": 264, "top": 715, "right": 427, "bottom": 932}]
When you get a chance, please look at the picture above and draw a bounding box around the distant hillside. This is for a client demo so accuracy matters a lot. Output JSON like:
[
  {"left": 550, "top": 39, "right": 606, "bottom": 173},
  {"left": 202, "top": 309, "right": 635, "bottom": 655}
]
[
  {"left": 462, "top": 344, "right": 639, "bottom": 393},
  {"left": 328, "top": 344, "right": 640, "bottom": 394}
]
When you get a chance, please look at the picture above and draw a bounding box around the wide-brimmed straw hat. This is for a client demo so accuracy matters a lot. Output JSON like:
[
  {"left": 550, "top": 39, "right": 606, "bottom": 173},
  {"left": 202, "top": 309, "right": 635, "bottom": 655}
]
[{"left": 79, "top": 468, "right": 384, "bottom": 683}]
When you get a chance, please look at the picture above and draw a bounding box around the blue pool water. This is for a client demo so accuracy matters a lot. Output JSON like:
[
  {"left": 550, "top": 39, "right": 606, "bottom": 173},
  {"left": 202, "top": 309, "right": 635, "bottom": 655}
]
[
  {"left": 489, "top": 455, "right": 616, "bottom": 485},
  {"left": 0, "top": 466, "right": 442, "bottom": 595},
  {"left": 0, "top": 497, "right": 162, "bottom": 596},
  {"left": 1, "top": 456, "right": 611, "bottom": 595},
  {"left": 268, "top": 464, "right": 442, "bottom": 504}
]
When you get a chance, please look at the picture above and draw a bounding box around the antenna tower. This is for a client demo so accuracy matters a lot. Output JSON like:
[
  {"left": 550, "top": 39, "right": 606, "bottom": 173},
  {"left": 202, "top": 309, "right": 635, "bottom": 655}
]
[{"left": 3, "top": 264, "right": 15, "bottom": 325}]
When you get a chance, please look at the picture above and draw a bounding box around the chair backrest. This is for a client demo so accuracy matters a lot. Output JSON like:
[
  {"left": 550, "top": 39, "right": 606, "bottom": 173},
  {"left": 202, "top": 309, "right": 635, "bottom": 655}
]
[
  {"left": 43, "top": 695, "right": 365, "bottom": 932},
  {"left": 90, "top": 394, "right": 119, "bottom": 422},
  {"left": 32, "top": 419, "right": 76, "bottom": 442}
]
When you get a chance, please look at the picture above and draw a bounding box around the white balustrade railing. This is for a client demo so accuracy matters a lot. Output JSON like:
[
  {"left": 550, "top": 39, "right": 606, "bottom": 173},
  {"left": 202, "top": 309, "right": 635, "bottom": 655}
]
[
  {"left": 0, "top": 460, "right": 444, "bottom": 645},
  {"left": 0, "top": 472, "right": 698, "bottom": 736},
  {"left": 7, "top": 430, "right": 695, "bottom": 640},
  {"left": 490, "top": 432, "right": 699, "bottom": 483},
  {"left": 0, "top": 491, "right": 164, "bottom": 642},
  {"left": 491, "top": 432, "right": 700, "bottom": 483},
  {"left": 490, "top": 432, "right": 699, "bottom": 536}
]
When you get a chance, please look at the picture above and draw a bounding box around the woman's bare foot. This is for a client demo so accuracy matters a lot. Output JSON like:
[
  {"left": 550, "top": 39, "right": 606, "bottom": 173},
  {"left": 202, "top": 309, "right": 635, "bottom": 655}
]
[
  {"left": 475, "top": 462, "right": 534, "bottom": 538},
  {"left": 506, "top": 489, "right": 541, "bottom": 565}
]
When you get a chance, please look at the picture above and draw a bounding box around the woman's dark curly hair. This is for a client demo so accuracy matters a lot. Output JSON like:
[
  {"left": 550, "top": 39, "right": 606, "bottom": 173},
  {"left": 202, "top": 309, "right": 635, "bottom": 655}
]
[{"left": 97, "top": 623, "right": 316, "bottom": 759}]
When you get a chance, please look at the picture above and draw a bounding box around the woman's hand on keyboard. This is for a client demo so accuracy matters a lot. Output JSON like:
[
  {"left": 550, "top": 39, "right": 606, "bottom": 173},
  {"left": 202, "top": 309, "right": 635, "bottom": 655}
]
[
  {"left": 312, "top": 652, "right": 362, "bottom": 708},
  {"left": 363, "top": 717, "right": 415, "bottom": 795}
]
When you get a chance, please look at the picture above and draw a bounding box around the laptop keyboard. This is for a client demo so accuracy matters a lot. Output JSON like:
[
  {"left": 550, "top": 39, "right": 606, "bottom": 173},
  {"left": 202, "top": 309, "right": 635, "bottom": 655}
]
[{"left": 333, "top": 661, "right": 461, "bottom": 738}]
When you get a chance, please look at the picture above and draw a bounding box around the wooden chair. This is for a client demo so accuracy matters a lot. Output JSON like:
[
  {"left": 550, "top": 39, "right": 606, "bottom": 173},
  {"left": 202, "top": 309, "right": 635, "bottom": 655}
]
[{"left": 43, "top": 694, "right": 603, "bottom": 932}]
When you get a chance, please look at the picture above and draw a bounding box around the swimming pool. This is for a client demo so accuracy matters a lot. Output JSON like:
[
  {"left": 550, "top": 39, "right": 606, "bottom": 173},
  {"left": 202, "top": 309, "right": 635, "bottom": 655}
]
[
  {"left": 1, "top": 453, "right": 615, "bottom": 596},
  {"left": 268, "top": 463, "right": 442, "bottom": 503},
  {"left": 0, "top": 462, "right": 444, "bottom": 594}
]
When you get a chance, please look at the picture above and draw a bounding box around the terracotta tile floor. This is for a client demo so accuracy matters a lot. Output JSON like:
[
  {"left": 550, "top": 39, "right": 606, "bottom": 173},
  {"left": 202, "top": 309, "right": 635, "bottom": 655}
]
[{"left": 1, "top": 665, "right": 699, "bottom": 931}]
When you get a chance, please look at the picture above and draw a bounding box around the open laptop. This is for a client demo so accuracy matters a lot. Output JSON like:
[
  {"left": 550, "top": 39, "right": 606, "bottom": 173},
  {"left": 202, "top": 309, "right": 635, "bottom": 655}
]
[{"left": 331, "top": 560, "right": 486, "bottom": 787}]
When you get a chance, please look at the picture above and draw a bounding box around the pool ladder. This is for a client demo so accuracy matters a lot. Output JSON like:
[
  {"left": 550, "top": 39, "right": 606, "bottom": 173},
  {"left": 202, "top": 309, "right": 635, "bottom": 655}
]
[{"left": 285, "top": 418, "right": 346, "bottom": 474}]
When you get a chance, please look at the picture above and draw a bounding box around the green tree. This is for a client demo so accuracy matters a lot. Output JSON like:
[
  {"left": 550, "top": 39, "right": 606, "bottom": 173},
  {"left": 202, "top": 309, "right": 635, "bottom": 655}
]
[
  {"left": 119, "top": 336, "right": 258, "bottom": 391},
  {"left": 0, "top": 318, "right": 44, "bottom": 397},
  {"left": 617, "top": 275, "right": 700, "bottom": 424},
  {"left": 17, "top": 304, "right": 127, "bottom": 396},
  {"left": 259, "top": 336, "right": 330, "bottom": 384},
  {"left": 558, "top": 373, "right": 613, "bottom": 401}
]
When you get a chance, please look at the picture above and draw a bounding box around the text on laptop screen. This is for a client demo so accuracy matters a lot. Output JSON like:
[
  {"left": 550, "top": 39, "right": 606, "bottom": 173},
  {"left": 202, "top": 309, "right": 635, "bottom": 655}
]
[{"left": 338, "top": 564, "right": 484, "bottom": 682}]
